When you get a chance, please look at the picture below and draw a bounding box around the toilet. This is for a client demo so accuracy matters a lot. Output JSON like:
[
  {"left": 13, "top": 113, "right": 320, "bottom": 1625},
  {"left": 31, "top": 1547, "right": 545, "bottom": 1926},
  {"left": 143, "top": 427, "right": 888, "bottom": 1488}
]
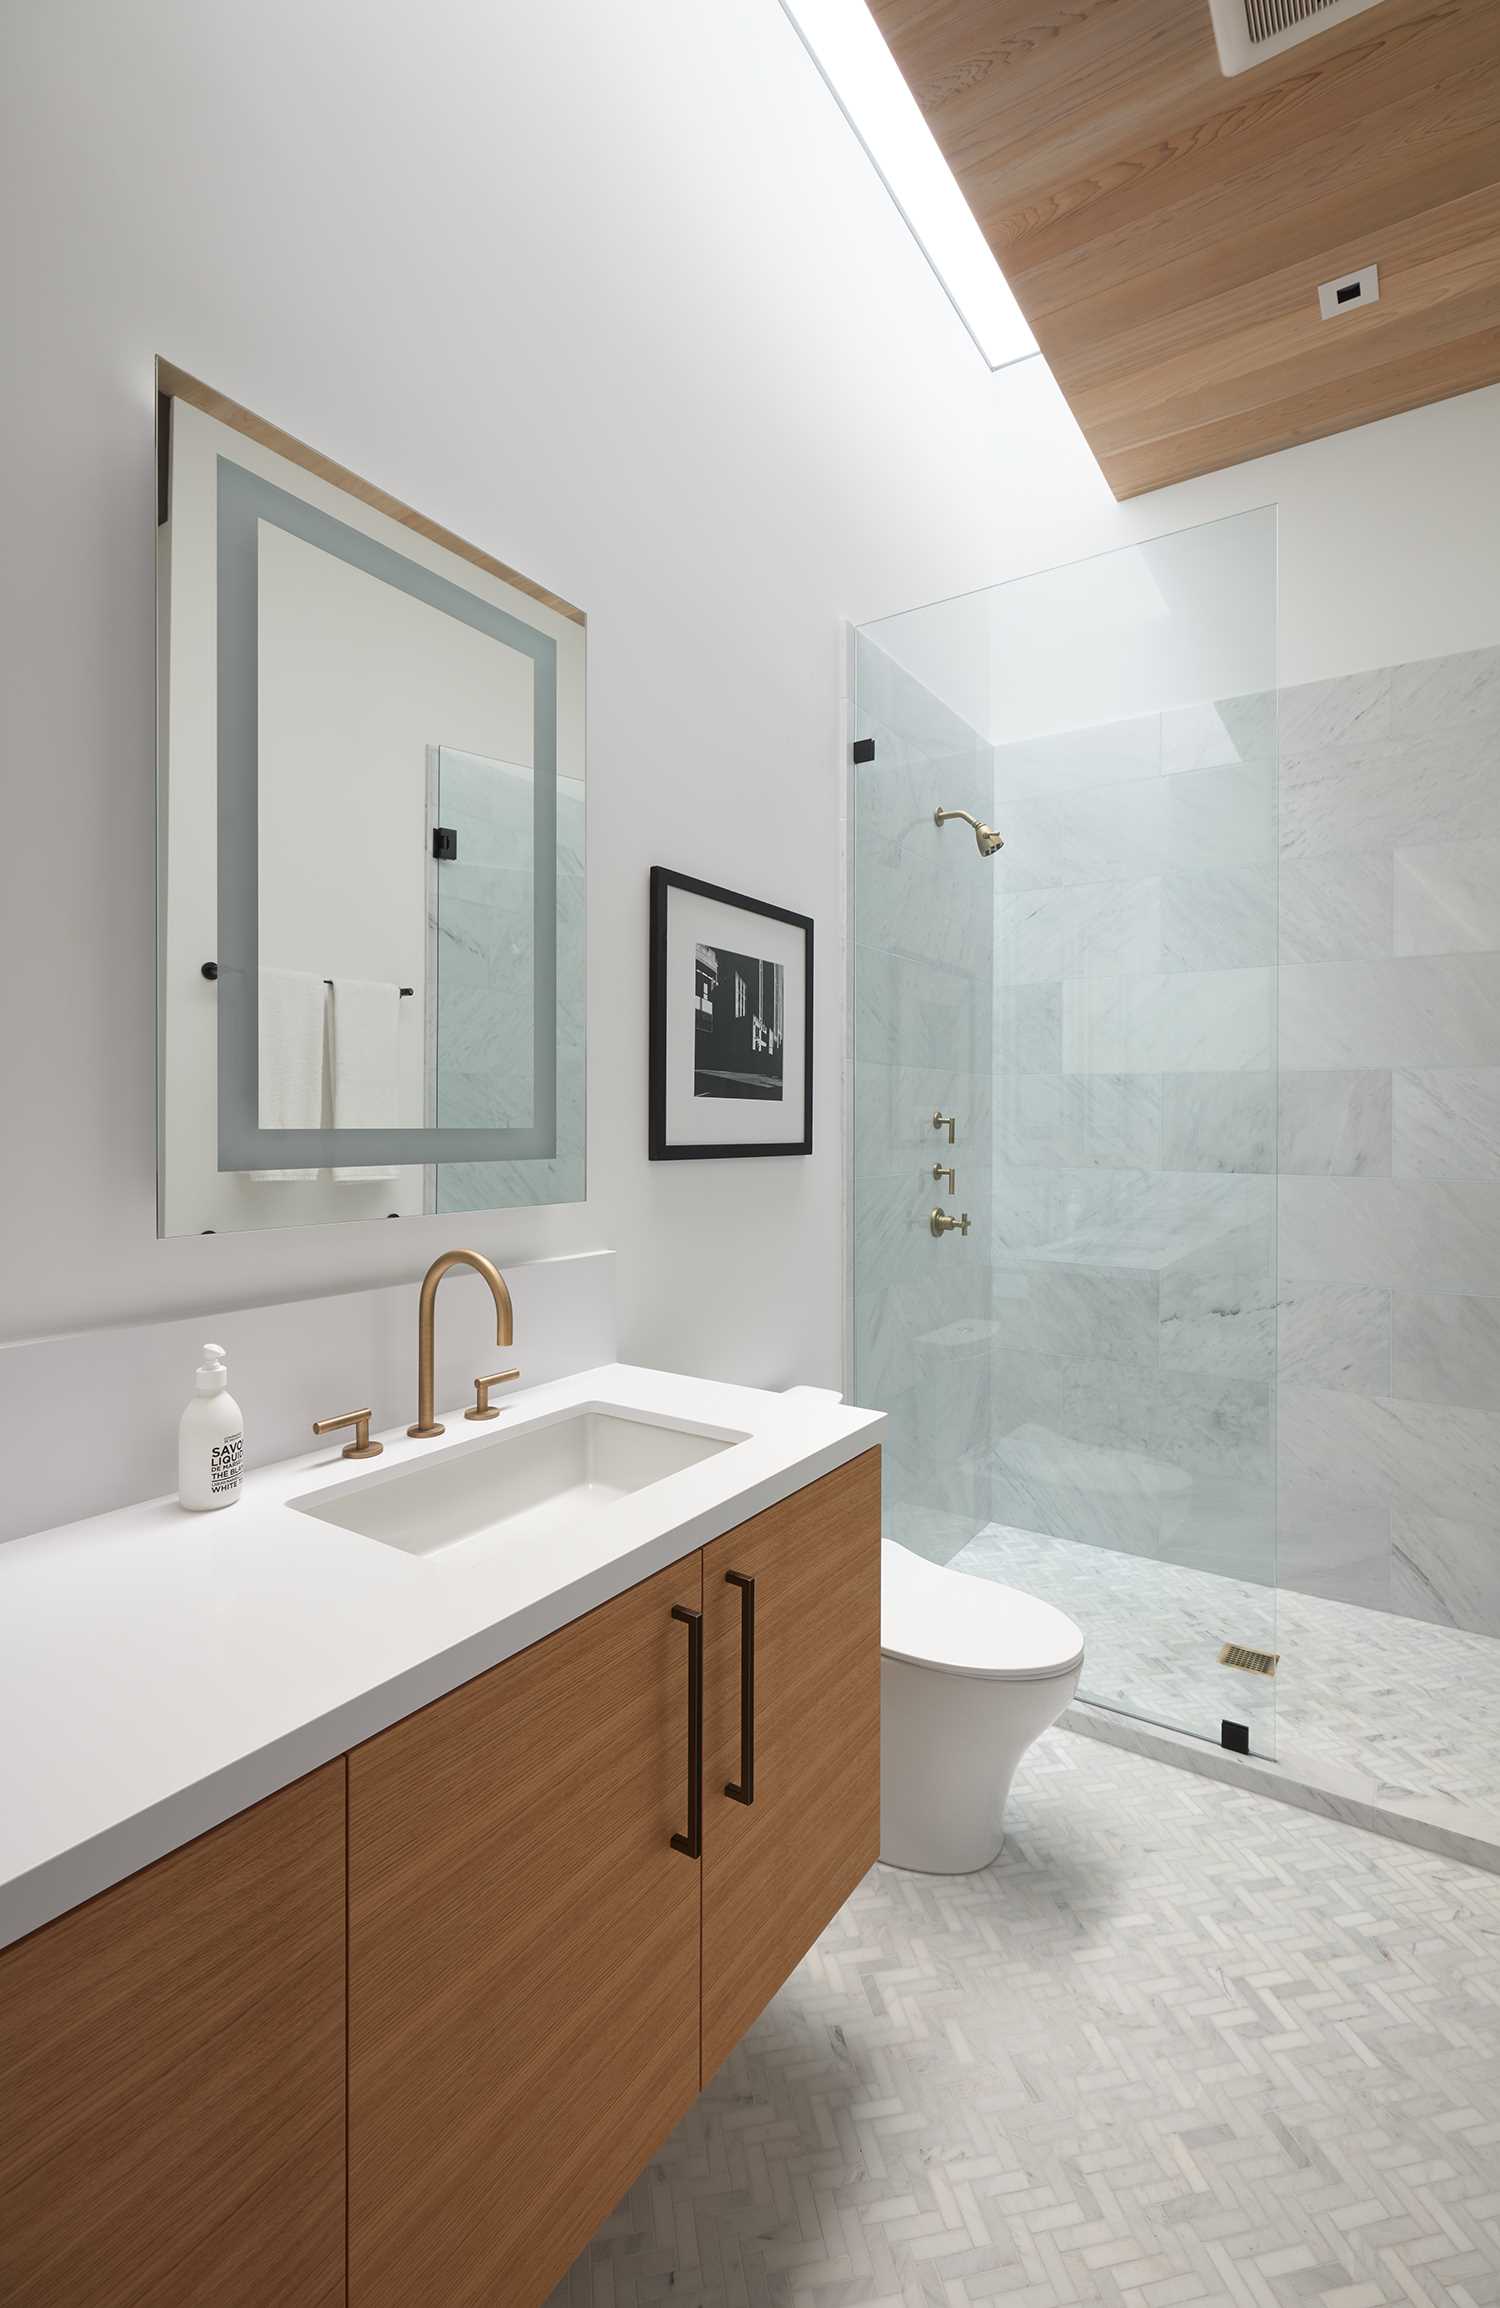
[{"left": 880, "top": 1539, "right": 1085, "bottom": 1874}]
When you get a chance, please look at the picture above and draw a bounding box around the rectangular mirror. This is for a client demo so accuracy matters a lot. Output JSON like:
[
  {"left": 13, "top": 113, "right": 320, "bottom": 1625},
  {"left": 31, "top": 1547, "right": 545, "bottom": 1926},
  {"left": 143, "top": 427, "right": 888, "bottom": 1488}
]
[{"left": 155, "top": 363, "right": 585, "bottom": 1235}]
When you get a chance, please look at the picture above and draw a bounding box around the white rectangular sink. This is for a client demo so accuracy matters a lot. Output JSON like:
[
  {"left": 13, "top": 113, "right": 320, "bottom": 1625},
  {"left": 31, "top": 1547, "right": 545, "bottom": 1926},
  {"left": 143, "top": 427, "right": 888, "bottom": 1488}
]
[{"left": 289, "top": 1403, "right": 747, "bottom": 1558}]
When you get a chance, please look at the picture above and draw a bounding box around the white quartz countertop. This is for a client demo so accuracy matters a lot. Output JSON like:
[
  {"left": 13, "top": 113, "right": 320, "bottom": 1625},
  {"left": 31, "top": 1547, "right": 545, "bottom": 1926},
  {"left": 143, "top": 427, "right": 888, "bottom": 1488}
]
[{"left": 0, "top": 1363, "right": 883, "bottom": 1950}]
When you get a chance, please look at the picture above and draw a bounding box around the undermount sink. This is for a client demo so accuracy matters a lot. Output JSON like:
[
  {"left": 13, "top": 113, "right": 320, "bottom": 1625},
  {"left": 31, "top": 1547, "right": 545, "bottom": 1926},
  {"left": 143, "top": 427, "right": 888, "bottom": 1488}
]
[{"left": 289, "top": 1402, "right": 747, "bottom": 1558}]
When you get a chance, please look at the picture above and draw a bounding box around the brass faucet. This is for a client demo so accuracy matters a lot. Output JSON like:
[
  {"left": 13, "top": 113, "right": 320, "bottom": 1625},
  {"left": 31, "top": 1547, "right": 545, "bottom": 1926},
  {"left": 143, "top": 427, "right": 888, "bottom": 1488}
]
[{"left": 408, "top": 1250, "right": 517, "bottom": 1438}]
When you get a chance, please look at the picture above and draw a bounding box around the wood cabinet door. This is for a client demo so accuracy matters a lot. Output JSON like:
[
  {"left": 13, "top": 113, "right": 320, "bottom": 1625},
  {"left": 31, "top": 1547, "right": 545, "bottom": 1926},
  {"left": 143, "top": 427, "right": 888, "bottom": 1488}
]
[
  {"left": 348, "top": 1553, "right": 705, "bottom": 2308},
  {"left": 700, "top": 1449, "right": 881, "bottom": 2081},
  {"left": 0, "top": 1762, "right": 347, "bottom": 2308}
]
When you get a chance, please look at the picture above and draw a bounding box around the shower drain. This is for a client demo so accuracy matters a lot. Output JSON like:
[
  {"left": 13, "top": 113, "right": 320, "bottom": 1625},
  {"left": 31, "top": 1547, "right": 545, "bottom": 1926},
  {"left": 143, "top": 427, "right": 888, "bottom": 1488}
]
[{"left": 1219, "top": 1641, "right": 1280, "bottom": 1677}]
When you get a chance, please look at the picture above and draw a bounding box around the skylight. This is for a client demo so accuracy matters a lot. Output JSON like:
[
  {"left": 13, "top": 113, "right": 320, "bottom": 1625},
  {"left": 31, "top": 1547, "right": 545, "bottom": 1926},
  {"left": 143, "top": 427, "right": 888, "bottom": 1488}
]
[{"left": 780, "top": 0, "right": 1038, "bottom": 371}]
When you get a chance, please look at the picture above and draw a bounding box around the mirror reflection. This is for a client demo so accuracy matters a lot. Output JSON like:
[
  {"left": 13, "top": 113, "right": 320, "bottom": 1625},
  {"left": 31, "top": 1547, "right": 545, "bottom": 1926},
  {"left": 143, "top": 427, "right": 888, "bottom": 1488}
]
[{"left": 155, "top": 367, "right": 585, "bottom": 1236}]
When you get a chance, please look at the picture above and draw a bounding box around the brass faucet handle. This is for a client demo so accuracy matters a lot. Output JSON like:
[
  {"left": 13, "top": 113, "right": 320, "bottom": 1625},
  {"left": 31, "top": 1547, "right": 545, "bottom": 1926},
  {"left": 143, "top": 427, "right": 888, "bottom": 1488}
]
[
  {"left": 465, "top": 1367, "right": 522, "bottom": 1421},
  {"left": 929, "top": 1207, "right": 972, "bottom": 1239},
  {"left": 312, "top": 1407, "right": 383, "bottom": 1459},
  {"left": 932, "top": 1109, "right": 957, "bottom": 1144},
  {"left": 932, "top": 1163, "right": 956, "bottom": 1193}
]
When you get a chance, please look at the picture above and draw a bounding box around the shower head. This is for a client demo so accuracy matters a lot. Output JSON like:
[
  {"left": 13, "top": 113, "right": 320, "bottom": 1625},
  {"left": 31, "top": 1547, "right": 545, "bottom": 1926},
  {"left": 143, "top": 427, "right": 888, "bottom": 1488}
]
[{"left": 934, "top": 806, "right": 1003, "bottom": 858}]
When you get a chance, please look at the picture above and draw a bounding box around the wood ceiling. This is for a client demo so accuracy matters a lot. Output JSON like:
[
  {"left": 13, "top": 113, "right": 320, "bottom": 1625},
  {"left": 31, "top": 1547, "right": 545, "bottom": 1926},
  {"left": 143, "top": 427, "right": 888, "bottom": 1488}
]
[{"left": 868, "top": 0, "right": 1500, "bottom": 497}]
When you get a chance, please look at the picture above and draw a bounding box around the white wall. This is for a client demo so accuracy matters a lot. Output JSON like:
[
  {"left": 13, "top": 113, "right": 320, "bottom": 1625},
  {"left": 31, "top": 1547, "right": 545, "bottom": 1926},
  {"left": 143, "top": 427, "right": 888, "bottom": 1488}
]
[
  {"left": 876, "top": 361, "right": 1500, "bottom": 729},
  {"left": 0, "top": 0, "right": 1008, "bottom": 1380}
]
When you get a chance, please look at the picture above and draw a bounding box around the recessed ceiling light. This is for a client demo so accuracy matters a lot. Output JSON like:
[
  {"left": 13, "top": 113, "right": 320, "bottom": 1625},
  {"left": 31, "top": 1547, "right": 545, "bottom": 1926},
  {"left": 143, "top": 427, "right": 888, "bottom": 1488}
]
[{"left": 779, "top": 0, "right": 1038, "bottom": 372}]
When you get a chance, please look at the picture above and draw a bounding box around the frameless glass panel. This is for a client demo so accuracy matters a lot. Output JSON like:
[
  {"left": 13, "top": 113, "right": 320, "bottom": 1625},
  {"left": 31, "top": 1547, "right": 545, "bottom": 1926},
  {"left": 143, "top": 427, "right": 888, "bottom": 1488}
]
[
  {"left": 431, "top": 747, "right": 539, "bottom": 1132},
  {"left": 853, "top": 507, "right": 1279, "bottom": 1758}
]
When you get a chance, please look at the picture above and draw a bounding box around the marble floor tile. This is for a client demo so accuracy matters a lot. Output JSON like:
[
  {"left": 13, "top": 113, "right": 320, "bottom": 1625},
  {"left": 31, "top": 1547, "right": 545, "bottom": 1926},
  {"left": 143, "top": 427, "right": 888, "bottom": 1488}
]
[
  {"left": 947, "top": 1521, "right": 1500, "bottom": 1829},
  {"left": 555, "top": 1722, "right": 1500, "bottom": 2307}
]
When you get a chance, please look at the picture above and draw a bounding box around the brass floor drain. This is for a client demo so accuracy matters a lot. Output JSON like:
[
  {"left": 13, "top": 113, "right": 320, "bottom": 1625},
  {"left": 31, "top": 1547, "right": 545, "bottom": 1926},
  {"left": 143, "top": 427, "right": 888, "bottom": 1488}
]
[{"left": 1219, "top": 1641, "right": 1279, "bottom": 1677}]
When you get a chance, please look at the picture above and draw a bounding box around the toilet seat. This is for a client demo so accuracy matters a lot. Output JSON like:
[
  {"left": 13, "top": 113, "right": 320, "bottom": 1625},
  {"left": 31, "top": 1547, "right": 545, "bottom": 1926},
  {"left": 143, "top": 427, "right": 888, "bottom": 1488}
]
[{"left": 881, "top": 1539, "right": 1084, "bottom": 1684}]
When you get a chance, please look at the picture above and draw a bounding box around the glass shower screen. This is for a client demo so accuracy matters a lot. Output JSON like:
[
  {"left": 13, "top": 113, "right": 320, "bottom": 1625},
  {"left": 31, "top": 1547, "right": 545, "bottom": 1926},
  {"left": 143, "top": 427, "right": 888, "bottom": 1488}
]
[{"left": 852, "top": 507, "right": 1279, "bottom": 1757}]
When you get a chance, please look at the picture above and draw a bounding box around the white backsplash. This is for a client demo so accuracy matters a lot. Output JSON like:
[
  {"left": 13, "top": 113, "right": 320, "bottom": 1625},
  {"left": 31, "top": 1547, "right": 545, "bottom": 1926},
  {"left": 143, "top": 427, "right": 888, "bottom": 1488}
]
[{"left": 0, "top": 1249, "right": 615, "bottom": 1543}]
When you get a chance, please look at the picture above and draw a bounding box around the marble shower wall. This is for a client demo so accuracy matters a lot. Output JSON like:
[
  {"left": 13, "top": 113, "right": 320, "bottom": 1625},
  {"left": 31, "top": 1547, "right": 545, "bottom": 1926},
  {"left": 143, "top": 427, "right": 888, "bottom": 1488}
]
[
  {"left": 980, "top": 644, "right": 1500, "bottom": 1643},
  {"left": 1276, "top": 643, "right": 1500, "bottom": 1639},
  {"left": 986, "top": 694, "right": 1280, "bottom": 1639},
  {"left": 852, "top": 636, "right": 995, "bottom": 1562}
]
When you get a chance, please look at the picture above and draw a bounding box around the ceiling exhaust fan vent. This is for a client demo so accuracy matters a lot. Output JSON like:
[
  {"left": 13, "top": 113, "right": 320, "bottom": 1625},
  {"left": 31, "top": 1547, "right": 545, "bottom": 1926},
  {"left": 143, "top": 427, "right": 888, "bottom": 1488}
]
[{"left": 1208, "top": 0, "right": 1391, "bottom": 75}]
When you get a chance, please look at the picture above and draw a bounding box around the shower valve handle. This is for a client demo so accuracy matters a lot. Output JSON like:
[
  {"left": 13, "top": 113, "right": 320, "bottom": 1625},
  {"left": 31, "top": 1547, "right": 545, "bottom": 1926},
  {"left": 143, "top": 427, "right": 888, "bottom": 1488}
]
[
  {"left": 932, "top": 1110, "right": 956, "bottom": 1144},
  {"left": 930, "top": 1207, "right": 971, "bottom": 1239},
  {"left": 932, "top": 1163, "right": 956, "bottom": 1194}
]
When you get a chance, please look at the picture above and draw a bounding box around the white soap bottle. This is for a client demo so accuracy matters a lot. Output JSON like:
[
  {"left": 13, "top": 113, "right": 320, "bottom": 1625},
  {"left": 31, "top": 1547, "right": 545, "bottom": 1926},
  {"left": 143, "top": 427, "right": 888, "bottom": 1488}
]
[{"left": 178, "top": 1343, "right": 244, "bottom": 1511}]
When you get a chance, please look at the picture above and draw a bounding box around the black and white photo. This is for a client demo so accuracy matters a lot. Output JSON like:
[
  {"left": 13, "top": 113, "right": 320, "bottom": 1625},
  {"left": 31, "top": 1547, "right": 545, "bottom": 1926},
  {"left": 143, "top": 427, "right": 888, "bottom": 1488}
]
[
  {"left": 693, "top": 943, "right": 785, "bottom": 1101},
  {"left": 650, "top": 869, "right": 812, "bottom": 1158}
]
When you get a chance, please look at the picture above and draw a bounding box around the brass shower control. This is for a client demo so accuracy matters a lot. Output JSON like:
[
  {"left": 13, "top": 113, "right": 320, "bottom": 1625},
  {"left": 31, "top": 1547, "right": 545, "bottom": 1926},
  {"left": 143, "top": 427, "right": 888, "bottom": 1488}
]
[
  {"left": 932, "top": 1110, "right": 956, "bottom": 1144},
  {"left": 930, "top": 1208, "right": 971, "bottom": 1239},
  {"left": 932, "top": 1163, "right": 956, "bottom": 1194}
]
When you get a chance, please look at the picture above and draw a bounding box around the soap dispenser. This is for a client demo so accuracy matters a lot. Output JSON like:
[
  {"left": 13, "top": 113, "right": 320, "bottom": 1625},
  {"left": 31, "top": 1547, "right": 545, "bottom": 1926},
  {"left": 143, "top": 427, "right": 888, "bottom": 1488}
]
[{"left": 178, "top": 1343, "right": 244, "bottom": 1511}]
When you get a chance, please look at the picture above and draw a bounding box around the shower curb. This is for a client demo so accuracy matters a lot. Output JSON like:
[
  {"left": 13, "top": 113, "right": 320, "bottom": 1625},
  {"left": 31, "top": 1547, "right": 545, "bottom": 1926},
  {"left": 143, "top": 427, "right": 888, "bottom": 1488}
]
[{"left": 1061, "top": 1698, "right": 1500, "bottom": 1877}]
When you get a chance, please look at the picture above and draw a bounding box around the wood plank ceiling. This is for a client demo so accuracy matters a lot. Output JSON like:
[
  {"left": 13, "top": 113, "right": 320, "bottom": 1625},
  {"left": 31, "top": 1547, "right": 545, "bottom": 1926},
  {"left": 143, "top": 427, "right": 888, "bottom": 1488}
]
[{"left": 868, "top": 0, "right": 1500, "bottom": 497}]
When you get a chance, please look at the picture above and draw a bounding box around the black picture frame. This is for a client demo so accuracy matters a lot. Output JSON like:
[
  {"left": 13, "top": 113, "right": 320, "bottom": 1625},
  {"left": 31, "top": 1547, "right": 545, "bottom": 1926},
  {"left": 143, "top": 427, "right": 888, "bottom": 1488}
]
[{"left": 649, "top": 867, "right": 813, "bottom": 1160}]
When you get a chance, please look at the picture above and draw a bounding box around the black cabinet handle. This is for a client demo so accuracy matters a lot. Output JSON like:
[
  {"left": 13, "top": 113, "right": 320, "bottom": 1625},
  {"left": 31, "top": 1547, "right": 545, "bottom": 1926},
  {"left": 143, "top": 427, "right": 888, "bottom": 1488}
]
[
  {"left": 724, "top": 1571, "right": 756, "bottom": 1805},
  {"left": 670, "top": 1603, "right": 703, "bottom": 1859}
]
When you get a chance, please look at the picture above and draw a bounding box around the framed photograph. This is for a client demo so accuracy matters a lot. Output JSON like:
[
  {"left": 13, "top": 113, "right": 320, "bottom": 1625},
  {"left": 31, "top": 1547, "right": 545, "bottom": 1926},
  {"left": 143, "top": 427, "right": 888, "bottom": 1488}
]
[{"left": 649, "top": 868, "right": 813, "bottom": 1160}]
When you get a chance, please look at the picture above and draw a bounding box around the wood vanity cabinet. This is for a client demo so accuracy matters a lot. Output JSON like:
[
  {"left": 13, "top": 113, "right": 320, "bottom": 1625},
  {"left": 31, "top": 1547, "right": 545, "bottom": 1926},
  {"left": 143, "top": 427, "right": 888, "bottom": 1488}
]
[
  {"left": 346, "top": 1447, "right": 881, "bottom": 2307},
  {"left": 0, "top": 1761, "right": 346, "bottom": 2308},
  {"left": 0, "top": 1449, "right": 879, "bottom": 2308}
]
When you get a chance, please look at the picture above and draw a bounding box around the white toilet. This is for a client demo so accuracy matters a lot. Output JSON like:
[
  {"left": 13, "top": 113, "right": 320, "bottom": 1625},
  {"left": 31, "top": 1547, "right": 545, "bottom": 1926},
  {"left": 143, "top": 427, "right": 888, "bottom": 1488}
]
[{"left": 880, "top": 1539, "right": 1085, "bottom": 1874}]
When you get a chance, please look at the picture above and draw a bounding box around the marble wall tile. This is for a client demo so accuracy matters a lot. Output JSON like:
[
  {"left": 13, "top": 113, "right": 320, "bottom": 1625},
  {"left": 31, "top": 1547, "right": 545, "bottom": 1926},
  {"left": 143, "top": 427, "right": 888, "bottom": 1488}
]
[
  {"left": 1160, "top": 863, "right": 1276, "bottom": 973},
  {"left": 855, "top": 635, "right": 989, "bottom": 758},
  {"left": 1160, "top": 693, "right": 1274, "bottom": 775},
  {"left": 1157, "top": 1472, "right": 1277, "bottom": 1583},
  {"left": 855, "top": 942, "right": 987, "bottom": 1070},
  {"left": 1161, "top": 1072, "right": 1276, "bottom": 1173},
  {"left": 1279, "top": 848, "right": 1393, "bottom": 964},
  {"left": 1389, "top": 644, "right": 1500, "bottom": 739},
  {"left": 994, "top": 980, "right": 1063, "bottom": 1072},
  {"left": 991, "top": 1261, "right": 1158, "bottom": 1368},
  {"left": 1277, "top": 1070, "right": 1391, "bottom": 1175},
  {"left": 994, "top": 880, "right": 1160, "bottom": 984},
  {"left": 1394, "top": 837, "right": 1500, "bottom": 957},
  {"left": 1065, "top": 967, "right": 1274, "bottom": 1074},
  {"left": 1280, "top": 730, "right": 1500, "bottom": 860},
  {"left": 1277, "top": 1280, "right": 1391, "bottom": 1394},
  {"left": 1280, "top": 1177, "right": 1500, "bottom": 1298},
  {"left": 1167, "top": 760, "right": 1276, "bottom": 866},
  {"left": 1278, "top": 1382, "right": 1500, "bottom": 1528},
  {"left": 1159, "top": 1259, "right": 1276, "bottom": 1377},
  {"left": 1277, "top": 1517, "right": 1392, "bottom": 1611},
  {"left": 998, "top": 779, "right": 1170, "bottom": 893},
  {"left": 1002, "top": 1167, "right": 1269, "bottom": 1274},
  {"left": 1390, "top": 1501, "right": 1500, "bottom": 1637},
  {"left": 1392, "top": 1291, "right": 1500, "bottom": 1411},
  {"left": 854, "top": 1060, "right": 992, "bottom": 1180},
  {"left": 1278, "top": 666, "right": 1391, "bottom": 751},
  {"left": 1152, "top": 1371, "right": 1273, "bottom": 1482},
  {"left": 1392, "top": 1068, "right": 1500, "bottom": 1180},
  {"left": 1279, "top": 954, "right": 1500, "bottom": 1071},
  {"left": 995, "top": 1072, "right": 1162, "bottom": 1171},
  {"left": 991, "top": 713, "right": 1160, "bottom": 802}
]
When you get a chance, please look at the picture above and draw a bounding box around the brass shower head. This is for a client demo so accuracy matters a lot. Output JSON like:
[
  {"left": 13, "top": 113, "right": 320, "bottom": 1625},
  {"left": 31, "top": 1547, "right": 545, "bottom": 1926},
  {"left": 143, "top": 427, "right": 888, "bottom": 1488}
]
[{"left": 934, "top": 807, "right": 1003, "bottom": 857}]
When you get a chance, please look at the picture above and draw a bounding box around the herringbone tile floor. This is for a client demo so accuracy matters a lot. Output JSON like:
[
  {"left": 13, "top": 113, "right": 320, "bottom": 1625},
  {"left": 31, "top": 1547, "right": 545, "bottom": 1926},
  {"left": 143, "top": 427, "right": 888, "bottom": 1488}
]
[{"left": 550, "top": 1731, "right": 1500, "bottom": 2308}]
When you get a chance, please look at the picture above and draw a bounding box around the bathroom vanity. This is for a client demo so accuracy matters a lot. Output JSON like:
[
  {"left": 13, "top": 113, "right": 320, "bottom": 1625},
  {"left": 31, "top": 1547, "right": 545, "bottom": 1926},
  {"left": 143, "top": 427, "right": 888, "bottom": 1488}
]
[{"left": 0, "top": 1369, "right": 882, "bottom": 2306}]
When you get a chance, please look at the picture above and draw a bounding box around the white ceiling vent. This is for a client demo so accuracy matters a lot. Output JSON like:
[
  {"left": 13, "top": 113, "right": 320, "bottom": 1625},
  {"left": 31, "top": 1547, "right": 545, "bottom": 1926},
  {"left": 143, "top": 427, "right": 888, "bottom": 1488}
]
[{"left": 1208, "top": 0, "right": 1392, "bottom": 75}]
